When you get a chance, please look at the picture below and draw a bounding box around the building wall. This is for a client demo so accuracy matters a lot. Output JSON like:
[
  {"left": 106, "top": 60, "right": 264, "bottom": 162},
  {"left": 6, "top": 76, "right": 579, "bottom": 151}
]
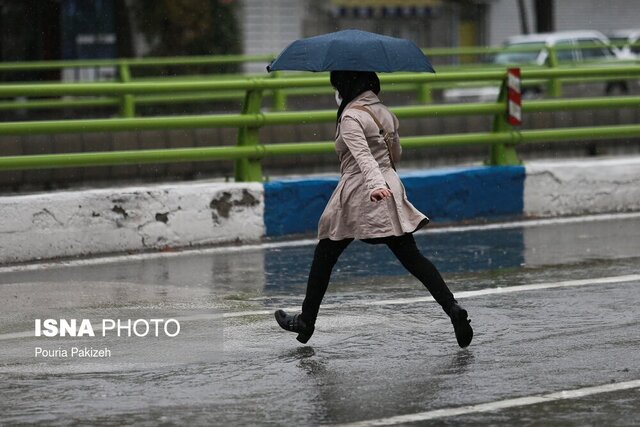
[
  {"left": 486, "top": 0, "right": 640, "bottom": 46},
  {"left": 240, "top": 0, "right": 461, "bottom": 72},
  {"left": 237, "top": 0, "right": 640, "bottom": 61},
  {"left": 241, "top": 0, "right": 307, "bottom": 73},
  {"left": 486, "top": 0, "right": 529, "bottom": 46},
  {"left": 554, "top": 0, "right": 640, "bottom": 34}
]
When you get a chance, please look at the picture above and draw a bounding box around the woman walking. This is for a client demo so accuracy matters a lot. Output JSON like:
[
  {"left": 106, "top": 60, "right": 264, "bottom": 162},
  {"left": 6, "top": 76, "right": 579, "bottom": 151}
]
[{"left": 275, "top": 70, "right": 473, "bottom": 348}]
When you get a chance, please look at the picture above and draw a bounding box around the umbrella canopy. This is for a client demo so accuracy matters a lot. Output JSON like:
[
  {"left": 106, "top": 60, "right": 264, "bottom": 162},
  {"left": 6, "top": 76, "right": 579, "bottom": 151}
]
[{"left": 266, "top": 29, "right": 434, "bottom": 73}]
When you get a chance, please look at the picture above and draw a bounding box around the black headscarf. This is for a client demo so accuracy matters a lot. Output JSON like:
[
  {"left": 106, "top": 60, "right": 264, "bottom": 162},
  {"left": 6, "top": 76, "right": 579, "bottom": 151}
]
[{"left": 330, "top": 71, "right": 380, "bottom": 123}]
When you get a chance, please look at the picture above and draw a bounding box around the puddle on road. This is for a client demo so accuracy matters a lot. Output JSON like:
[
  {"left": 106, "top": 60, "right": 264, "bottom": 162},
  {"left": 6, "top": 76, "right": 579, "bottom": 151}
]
[{"left": 1, "top": 217, "right": 639, "bottom": 425}]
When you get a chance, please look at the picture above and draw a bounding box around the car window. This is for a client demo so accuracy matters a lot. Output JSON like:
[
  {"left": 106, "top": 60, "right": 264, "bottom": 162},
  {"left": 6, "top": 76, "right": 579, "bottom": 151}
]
[
  {"left": 631, "top": 36, "right": 640, "bottom": 54},
  {"left": 609, "top": 36, "right": 628, "bottom": 49},
  {"left": 493, "top": 42, "right": 546, "bottom": 65},
  {"left": 578, "top": 38, "right": 613, "bottom": 60},
  {"left": 554, "top": 40, "right": 576, "bottom": 62}
]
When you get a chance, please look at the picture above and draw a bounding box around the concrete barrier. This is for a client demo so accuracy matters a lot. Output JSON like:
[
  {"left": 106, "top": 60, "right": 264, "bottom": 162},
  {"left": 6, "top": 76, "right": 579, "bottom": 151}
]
[
  {"left": 0, "top": 182, "right": 263, "bottom": 264},
  {"left": 1, "top": 156, "right": 639, "bottom": 264},
  {"left": 523, "top": 157, "right": 640, "bottom": 217}
]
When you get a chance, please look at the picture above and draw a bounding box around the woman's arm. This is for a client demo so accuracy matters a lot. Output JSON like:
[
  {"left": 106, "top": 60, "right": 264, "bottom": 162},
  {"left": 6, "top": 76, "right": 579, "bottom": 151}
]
[{"left": 390, "top": 113, "right": 402, "bottom": 164}]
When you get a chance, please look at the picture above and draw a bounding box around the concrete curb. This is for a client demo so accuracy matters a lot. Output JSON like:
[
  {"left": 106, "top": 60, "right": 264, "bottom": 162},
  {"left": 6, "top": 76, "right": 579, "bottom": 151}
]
[
  {"left": 524, "top": 157, "right": 640, "bottom": 217},
  {"left": 0, "top": 182, "right": 263, "bottom": 264}
]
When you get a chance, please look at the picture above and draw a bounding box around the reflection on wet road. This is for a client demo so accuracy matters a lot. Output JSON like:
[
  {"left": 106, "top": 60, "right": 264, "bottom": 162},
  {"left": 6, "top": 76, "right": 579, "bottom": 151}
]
[{"left": 1, "top": 215, "right": 639, "bottom": 425}]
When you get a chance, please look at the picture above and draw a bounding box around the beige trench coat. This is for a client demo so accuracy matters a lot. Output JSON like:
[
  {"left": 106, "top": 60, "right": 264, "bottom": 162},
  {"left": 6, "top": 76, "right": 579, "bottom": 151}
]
[{"left": 317, "top": 91, "right": 429, "bottom": 240}]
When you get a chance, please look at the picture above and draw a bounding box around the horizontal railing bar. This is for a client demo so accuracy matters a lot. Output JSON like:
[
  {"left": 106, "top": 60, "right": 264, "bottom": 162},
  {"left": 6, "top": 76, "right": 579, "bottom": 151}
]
[
  {"left": 1, "top": 124, "right": 639, "bottom": 171},
  {"left": 1, "top": 95, "right": 638, "bottom": 135},
  {"left": 521, "top": 66, "right": 640, "bottom": 79},
  {"left": 0, "top": 115, "right": 258, "bottom": 135},
  {"left": 519, "top": 124, "right": 640, "bottom": 142},
  {"left": 0, "top": 77, "right": 330, "bottom": 97},
  {"left": 2, "top": 76, "right": 636, "bottom": 112},
  {"left": 0, "top": 54, "right": 277, "bottom": 72},
  {"left": 0, "top": 50, "right": 497, "bottom": 72},
  {"left": 0, "top": 98, "right": 119, "bottom": 110},
  {"left": 1, "top": 66, "right": 638, "bottom": 97},
  {"left": 0, "top": 107, "right": 509, "bottom": 135},
  {"left": 136, "top": 92, "right": 247, "bottom": 104},
  {"left": 394, "top": 124, "right": 640, "bottom": 148},
  {"left": 524, "top": 96, "right": 640, "bottom": 112}
]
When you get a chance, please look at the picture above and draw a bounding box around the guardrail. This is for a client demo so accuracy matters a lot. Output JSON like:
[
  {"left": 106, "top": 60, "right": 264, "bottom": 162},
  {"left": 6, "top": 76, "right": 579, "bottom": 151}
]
[
  {"left": 2, "top": 43, "right": 638, "bottom": 115},
  {"left": 1, "top": 65, "right": 639, "bottom": 182}
]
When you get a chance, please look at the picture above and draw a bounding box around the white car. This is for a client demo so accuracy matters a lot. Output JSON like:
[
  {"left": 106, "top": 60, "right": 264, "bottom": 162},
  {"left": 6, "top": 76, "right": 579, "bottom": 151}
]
[
  {"left": 444, "top": 30, "right": 624, "bottom": 102},
  {"left": 608, "top": 29, "right": 640, "bottom": 59},
  {"left": 493, "top": 30, "right": 619, "bottom": 66}
]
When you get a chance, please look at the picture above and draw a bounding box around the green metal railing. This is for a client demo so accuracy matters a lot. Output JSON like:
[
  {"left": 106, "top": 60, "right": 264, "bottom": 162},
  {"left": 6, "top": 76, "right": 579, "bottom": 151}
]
[
  {"left": 1, "top": 65, "right": 639, "bottom": 182},
  {"left": 4, "top": 66, "right": 639, "bottom": 97},
  {"left": 1, "top": 43, "right": 637, "bottom": 115}
]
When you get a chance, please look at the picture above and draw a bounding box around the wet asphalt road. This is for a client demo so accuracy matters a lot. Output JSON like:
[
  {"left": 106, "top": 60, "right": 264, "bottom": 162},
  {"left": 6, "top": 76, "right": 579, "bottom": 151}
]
[{"left": 1, "top": 215, "right": 639, "bottom": 426}]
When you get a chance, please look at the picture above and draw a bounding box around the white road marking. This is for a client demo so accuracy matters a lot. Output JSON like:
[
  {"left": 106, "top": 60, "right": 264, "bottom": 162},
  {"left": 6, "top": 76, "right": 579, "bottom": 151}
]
[
  {"left": 363, "top": 274, "right": 640, "bottom": 307},
  {"left": 1, "top": 274, "right": 637, "bottom": 341},
  {"left": 1, "top": 212, "right": 639, "bottom": 274},
  {"left": 332, "top": 379, "right": 640, "bottom": 426}
]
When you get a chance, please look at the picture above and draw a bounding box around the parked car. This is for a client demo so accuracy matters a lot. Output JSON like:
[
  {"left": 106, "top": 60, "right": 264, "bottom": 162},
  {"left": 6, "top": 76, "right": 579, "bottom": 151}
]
[
  {"left": 607, "top": 29, "right": 640, "bottom": 59},
  {"left": 444, "top": 31, "right": 627, "bottom": 102},
  {"left": 493, "top": 30, "right": 620, "bottom": 66}
]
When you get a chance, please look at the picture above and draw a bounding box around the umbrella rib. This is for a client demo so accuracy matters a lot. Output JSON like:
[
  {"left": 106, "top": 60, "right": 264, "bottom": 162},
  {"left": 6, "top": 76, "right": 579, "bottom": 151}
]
[
  {"left": 379, "top": 39, "right": 393, "bottom": 73},
  {"left": 321, "top": 39, "right": 336, "bottom": 71}
]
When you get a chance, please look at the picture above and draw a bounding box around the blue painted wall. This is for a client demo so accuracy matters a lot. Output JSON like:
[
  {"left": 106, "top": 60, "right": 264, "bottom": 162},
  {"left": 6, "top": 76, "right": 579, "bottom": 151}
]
[
  {"left": 264, "top": 166, "right": 526, "bottom": 237},
  {"left": 401, "top": 166, "right": 525, "bottom": 222},
  {"left": 264, "top": 177, "right": 339, "bottom": 237}
]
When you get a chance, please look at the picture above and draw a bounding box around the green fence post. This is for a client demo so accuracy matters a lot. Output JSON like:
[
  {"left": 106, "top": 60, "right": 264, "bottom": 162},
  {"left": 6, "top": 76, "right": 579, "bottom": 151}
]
[
  {"left": 270, "top": 71, "right": 287, "bottom": 111},
  {"left": 488, "top": 75, "right": 520, "bottom": 166},
  {"left": 546, "top": 46, "right": 562, "bottom": 97},
  {"left": 417, "top": 83, "right": 432, "bottom": 103},
  {"left": 235, "top": 89, "right": 264, "bottom": 182},
  {"left": 118, "top": 62, "right": 135, "bottom": 117}
]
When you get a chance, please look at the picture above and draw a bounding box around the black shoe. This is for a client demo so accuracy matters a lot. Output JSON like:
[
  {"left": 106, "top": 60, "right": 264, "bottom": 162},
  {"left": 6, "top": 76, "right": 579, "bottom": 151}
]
[
  {"left": 274, "top": 310, "right": 314, "bottom": 344},
  {"left": 449, "top": 304, "right": 473, "bottom": 348}
]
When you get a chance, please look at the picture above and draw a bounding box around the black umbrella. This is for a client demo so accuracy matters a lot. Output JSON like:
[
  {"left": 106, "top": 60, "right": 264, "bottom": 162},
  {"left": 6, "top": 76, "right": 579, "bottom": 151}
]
[{"left": 267, "top": 29, "right": 435, "bottom": 73}]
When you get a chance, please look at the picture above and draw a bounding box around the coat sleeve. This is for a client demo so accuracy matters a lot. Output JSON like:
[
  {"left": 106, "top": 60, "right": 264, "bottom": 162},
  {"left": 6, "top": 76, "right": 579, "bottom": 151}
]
[
  {"left": 390, "top": 112, "right": 402, "bottom": 163},
  {"left": 340, "top": 115, "right": 387, "bottom": 196}
]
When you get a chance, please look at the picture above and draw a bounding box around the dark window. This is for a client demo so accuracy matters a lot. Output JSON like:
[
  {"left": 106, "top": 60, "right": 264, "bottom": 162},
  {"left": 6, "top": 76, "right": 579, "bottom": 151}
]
[
  {"left": 554, "top": 40, "right": 576, "bottom": 62},
  {"left": 578, "top": 38, "right": 612, "bottom": 60}
]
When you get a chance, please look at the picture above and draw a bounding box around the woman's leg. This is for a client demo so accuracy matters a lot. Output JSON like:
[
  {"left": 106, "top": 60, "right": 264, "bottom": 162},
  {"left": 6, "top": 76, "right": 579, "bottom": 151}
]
[
  {"left": 384, "top": 233, "right": 456, "bottom": 314},
  {"left": 301, "top": 238, "right": 353, "bottom": 325},
  {"left": 275, "top": 238, "right": 352, "bottom": 343},
  {"left": 384, "top": 233, "right": 473, "bottom": 347}
]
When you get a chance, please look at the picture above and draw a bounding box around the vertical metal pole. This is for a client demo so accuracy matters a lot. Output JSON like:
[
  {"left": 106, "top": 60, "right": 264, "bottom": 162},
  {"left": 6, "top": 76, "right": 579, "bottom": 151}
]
[
  {"left": 488, "top": 76, "right": 521, "bottom": 166},
  {"left": 235, "top": 89, "right": 264, "bottom": 182},
  {"left": 118, "top": 62, "right": 135, "bottom": 117},
  {"left": 517, "top": 0, "right": 530, "bottom": 34},
  {"left": 417, "top": 83, "right": 432, "bottom": 104},
  {"left": 270, "top": 71, "right": 287, "bottom": 111},
  {"left": 546, "top": 46, "right": 562, "bottom": 97}
]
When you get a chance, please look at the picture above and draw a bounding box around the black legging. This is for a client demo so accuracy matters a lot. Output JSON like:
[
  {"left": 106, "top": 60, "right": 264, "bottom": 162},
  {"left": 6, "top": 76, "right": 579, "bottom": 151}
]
[{"left": 300, "top": 233, "right": 457, "bottom": 325}]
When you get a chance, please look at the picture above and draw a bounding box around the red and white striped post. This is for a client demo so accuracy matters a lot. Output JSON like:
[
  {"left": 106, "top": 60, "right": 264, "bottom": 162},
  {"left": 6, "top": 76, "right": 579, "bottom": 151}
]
[{"left": 507, "top": 68, "right": 522, "bottom": 126}]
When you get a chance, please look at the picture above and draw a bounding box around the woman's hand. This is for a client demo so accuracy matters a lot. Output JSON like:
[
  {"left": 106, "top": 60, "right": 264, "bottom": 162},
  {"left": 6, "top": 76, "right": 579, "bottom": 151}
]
[{"left": 370, "top": 187, "right": 392, "bottom": 202}]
